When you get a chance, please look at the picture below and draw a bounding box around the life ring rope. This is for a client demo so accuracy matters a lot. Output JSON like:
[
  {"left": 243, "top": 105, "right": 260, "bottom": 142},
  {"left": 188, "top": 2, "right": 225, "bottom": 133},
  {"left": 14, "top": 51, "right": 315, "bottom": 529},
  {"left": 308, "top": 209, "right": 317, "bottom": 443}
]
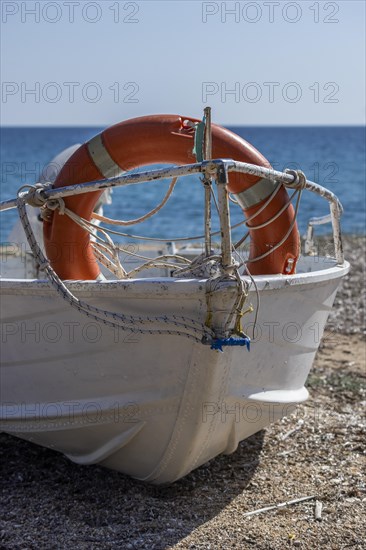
[{"left": 91, "top": 176, "right": 179, "bottom": 226}]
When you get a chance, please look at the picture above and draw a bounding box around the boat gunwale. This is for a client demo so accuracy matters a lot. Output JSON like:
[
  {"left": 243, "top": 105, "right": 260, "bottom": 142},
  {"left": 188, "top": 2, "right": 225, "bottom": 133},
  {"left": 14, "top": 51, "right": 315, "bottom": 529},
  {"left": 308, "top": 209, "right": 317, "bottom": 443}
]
[{"left": 0, "top": 259, "right": 350, "bottom": 296}]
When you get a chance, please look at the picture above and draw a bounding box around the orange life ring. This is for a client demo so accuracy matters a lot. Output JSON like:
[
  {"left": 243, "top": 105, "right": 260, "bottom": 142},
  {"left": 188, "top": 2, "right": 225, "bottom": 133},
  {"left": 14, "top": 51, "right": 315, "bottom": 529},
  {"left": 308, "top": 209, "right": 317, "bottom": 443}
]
[{"left": 43, "top": 114, "right": 300, "bottom": 279}]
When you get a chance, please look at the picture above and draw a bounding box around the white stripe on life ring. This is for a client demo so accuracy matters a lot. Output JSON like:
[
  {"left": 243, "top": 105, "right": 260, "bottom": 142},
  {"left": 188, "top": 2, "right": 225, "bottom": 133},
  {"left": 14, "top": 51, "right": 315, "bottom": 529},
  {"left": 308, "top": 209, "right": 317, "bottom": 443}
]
[
  {"left": 87, "top": 133, "right": 123, "bottom": 179},
  {"left": 235, "top": 178, "right": 280, "bottom": 209}
]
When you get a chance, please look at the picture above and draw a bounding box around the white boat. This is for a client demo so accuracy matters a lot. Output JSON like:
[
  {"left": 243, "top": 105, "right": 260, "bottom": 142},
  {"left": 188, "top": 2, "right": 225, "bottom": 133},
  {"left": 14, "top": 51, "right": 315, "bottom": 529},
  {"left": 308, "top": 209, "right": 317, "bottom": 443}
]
[{"left": 0, "top": 110, "right": 349, "bottom": 484}]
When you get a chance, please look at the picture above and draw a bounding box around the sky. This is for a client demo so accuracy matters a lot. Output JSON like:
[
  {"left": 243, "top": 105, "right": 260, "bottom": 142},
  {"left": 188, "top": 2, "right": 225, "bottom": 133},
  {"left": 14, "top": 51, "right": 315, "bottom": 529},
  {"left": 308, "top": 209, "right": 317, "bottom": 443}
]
[{"left": 0, "top": 0, "right": 365, "bottom": 126}]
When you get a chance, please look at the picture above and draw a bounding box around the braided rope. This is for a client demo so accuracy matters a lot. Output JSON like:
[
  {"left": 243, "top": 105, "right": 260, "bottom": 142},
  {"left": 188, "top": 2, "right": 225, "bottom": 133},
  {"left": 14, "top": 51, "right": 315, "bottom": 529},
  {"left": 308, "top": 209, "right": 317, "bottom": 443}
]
[{"left": 92, "top": 242, "right": 126, "bottom": 279}]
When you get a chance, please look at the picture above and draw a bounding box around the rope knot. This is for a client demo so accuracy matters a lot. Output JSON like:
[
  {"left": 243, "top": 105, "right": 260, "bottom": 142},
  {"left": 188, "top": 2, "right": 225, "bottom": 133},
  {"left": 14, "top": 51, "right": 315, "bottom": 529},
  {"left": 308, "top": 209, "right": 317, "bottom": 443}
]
[
  {"left": 23, "top": 182, "right": 53, "bottom": 207},
  {"left": 284, "top": 169, "right": 307, "bottom": 190},
  {"left": 45, "top": 197, "right": 66, "bottom": 215}
]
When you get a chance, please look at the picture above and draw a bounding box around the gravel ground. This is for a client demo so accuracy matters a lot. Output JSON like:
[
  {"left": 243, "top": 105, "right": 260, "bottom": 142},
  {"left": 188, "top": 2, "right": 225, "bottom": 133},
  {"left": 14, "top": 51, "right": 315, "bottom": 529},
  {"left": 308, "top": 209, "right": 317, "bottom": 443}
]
[{"left": 0, "top": 235, "right": 365, "bottom": 550}]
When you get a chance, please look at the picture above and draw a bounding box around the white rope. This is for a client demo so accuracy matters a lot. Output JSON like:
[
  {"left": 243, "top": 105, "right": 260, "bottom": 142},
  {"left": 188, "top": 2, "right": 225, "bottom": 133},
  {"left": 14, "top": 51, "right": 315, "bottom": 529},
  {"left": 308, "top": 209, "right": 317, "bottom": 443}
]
[
  {"left": 126, "top": 254, "right": 190, "bottom": 277},
  {"left": 233, "top": 181, "right": 285, "bottom": 249},
  {"left": 82, "top": 179, "right": 283, "bottom": 246},
  {"left": 92, "top": 242, "right": 126, "bottom": 279},
  {"left": 203, "top": 267, "right": 251, "bottom": 339},
  {"left": 58, "top": 207, "right": 192, "bottom": 278},
  {"left": 240, "top": 175, "right": 305, "bottom": 266},
  {"left": 172, "top": 254, "right": 222, "bottom": 277},
  {"left": 54, "top": 203, "right": 128, "bottom": 278},
  {"left": 92, "top": 176, "right": 178, "bottom": 226},
  {"left": 115, "top": 246, "right": 191, "bottom": 266}
]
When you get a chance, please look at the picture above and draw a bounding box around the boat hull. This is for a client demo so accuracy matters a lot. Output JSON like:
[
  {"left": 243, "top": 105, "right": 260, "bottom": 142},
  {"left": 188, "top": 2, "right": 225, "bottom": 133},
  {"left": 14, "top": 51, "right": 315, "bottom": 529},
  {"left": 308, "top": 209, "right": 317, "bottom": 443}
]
[{"left": 0, "top": 257, "right": 349, "bottom": 483}]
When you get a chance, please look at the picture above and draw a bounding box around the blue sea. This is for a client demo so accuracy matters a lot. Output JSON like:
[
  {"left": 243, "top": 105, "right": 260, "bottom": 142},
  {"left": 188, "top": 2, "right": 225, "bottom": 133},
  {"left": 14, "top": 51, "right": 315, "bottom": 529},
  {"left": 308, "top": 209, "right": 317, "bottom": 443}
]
[{"left": 1, "top": 126, "right": 365, "bottom": 244}]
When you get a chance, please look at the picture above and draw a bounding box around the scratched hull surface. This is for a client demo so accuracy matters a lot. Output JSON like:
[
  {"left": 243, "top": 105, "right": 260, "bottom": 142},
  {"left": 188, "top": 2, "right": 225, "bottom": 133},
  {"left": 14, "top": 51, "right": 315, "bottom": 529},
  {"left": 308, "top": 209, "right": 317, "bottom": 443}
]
[{"left": 0, "top": 256, "right": 349, "bottom": 483}]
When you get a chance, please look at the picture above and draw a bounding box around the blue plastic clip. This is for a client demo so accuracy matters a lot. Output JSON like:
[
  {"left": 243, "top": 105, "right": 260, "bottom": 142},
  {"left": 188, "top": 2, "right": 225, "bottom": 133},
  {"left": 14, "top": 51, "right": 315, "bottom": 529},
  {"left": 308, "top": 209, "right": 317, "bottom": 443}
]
[{"left": 210, "top": 337, "right": 251, "bottom": 353}]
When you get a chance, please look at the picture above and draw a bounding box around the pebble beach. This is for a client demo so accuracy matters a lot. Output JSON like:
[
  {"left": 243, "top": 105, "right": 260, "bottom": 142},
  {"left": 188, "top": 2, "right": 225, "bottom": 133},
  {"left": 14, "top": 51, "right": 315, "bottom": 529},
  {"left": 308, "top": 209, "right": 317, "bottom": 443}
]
[{"left": 0, "top": 235, "right": 365, "bottom": 550}]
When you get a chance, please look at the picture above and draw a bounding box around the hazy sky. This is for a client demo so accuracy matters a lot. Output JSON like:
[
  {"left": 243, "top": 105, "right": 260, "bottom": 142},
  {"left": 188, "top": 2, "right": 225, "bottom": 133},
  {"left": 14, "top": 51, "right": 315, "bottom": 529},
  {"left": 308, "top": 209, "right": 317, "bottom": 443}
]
[{"left": 1, "top": 0, "right": 365, "bottom": 125}]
